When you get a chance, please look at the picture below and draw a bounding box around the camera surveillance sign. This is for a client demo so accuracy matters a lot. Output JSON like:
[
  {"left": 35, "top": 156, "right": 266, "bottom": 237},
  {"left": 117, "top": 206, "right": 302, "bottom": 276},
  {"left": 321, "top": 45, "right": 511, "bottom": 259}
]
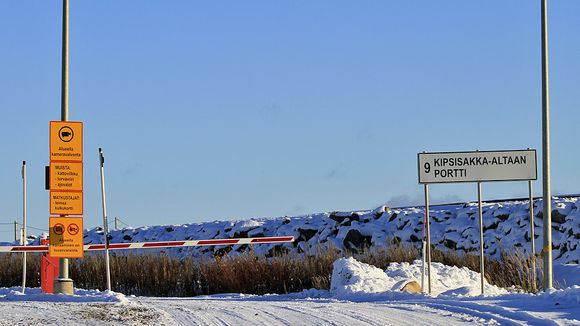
[{"left": 418, "top": 150, "right": 537, "bottom": 184}]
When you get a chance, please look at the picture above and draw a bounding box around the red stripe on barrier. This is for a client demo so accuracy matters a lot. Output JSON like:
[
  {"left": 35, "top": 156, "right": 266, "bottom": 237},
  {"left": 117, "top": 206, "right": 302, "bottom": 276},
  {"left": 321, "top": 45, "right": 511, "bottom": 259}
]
[
  {"left": 198, "top": 239, "right": 239, "bottom": 245},
  {"left": 86, "top": 243, "right": 131, "bottom": 250},
  {"left": 11, "top": 246, "right": 48, "bottom": 252},
  {"left": 86, "top": 245, "right": 105, "bottom": 250},
  {"left": 108, "top": 244, "right": 131, "bottom": 249},
  {"left": 251, "top": 237, "right": 294, "bottom": 243},
  {"left": 142, "top": 241, "right": 186, "bottom": 248}
]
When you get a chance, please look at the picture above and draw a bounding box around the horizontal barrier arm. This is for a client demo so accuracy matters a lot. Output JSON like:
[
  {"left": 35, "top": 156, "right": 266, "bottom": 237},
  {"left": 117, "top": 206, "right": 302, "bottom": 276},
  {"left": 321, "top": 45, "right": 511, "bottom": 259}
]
[{"left": 0, "top": 236, "right": 295, "bottom": 253}]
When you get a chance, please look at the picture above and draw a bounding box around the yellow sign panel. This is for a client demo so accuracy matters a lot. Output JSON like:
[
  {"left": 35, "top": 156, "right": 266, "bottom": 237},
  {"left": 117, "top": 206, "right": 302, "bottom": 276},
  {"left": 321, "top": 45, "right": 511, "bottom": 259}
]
[
  {"left": 49, "top": 217, "right": 84, "bottom": 258},
  {"left": 50, "top": 121, "right": 83, "bottom": 162},
  {"left": 50, "top": 191, "right": 83, "bottom": 215},
  {"left": 50, "top": 162, "right": 83, "bottom": 191}
]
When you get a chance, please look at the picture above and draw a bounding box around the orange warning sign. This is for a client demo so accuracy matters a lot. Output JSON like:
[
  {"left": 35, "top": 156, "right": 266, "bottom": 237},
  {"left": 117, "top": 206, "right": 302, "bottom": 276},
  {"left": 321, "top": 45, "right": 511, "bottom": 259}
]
[
  {"left": 50, "top": 121, "right": 83, "bottom": 162},
  {"left": 49, "top": 217, "right": 84, "bottom": 258},
  {"left": 50, "top": 191, "right": 83, "bottom": 215},
  {"left": 50, "top": 162, "right": 83, "bottom": 192}
]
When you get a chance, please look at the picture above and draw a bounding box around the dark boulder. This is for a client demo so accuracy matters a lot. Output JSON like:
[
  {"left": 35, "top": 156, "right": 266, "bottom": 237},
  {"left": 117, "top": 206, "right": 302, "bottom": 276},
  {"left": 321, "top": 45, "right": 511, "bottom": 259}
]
[
  {"left": 495, "top": 214, "right": 510, "bottom": 221},
  {"left": 484, "top": 220, "right": 500, "bottom": 232},
  {"left": 329, "top": 213, "right": 347, "bottom": 224},
  {"left": 298, "top": 228, "right": 318, "bottom": 242},
  {"left": 552, "top": 210, "right": 567, "bottom": 224},
  {"left": 443, "top": 239, "right": 457, "bottom": 250},
  {"left": 343, "top": 229, "right": 372, "bottom": 250},
  {"left": 341, "top": 220, "right": 352, "bottom": 227},
  {"left": 409, "top": 234, "right": 421, "bottom": 242}
]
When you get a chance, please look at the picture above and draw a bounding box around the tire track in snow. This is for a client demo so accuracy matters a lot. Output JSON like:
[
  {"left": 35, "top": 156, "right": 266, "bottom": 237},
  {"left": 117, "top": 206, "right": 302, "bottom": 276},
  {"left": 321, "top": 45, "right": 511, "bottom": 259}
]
[{"left": 397, "top": 299, "right": 558, "bottom": 326}]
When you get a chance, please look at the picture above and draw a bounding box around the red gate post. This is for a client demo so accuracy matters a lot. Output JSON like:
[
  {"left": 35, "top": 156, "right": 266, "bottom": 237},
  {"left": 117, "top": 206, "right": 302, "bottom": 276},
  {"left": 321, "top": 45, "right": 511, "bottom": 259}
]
[{"left": 40, "top": 239, "right": 59, "bottom": 294}]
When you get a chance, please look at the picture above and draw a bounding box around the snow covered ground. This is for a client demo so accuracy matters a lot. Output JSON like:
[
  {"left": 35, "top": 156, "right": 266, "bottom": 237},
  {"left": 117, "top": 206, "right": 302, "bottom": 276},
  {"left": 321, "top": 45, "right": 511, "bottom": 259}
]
[{"left": 1, "top": 259, "right": 578, "bottom": 325}]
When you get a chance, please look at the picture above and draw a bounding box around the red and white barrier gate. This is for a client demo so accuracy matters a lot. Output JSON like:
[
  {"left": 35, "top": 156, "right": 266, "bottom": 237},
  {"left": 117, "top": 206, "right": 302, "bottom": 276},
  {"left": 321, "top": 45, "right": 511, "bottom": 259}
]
[{"left": 0, "top": 236, "right": 295, "bottom": 253}]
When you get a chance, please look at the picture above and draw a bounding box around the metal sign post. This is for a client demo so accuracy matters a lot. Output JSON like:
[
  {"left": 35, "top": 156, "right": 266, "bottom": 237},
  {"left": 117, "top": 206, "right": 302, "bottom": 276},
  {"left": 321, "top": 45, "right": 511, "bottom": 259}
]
[
  {"left": 529, "top": 180, "right": 536, "bottom": 291},
  {"left": 477, "top": 182, "right": 484, "bottom": 295},
  {"left": 99, "top": 148, "right": 112, "bottom": 292},
  {"left": 14, "top": 221, "right": 18, "bottom": 243},
  {"left": 424, "top": 184, "right": 432, "bottom": 295}
]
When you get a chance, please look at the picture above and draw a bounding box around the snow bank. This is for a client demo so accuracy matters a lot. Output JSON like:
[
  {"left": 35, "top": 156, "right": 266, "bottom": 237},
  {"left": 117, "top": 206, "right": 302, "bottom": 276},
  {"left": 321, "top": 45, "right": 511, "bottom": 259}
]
[
  {"left": 0, "top": 287, "right": 128, "bottom": 303},
  {"left": 543, "top": 286, "right": 580, "bottom": 306},
  {"left": 330, "top": 258, "right": 508, "bottom": 298},
  {"left": 330, "top": 257, "right": 395, "bottom": 295},
  {"left": 554, "top": 264, "right": 580, "bottom": 288}
]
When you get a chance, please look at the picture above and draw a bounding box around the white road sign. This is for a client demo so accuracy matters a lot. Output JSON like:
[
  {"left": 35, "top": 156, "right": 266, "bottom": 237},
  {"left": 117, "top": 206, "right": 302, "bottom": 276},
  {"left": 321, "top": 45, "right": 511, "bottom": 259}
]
[{"left": 418, "top": 150, "right": 537, "bottom": 184}]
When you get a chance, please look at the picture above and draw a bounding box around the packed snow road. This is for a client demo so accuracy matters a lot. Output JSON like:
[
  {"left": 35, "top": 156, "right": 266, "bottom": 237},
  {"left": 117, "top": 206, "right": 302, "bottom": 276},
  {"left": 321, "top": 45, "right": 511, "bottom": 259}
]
[
  {"left": 0, "top": 296, "right": 522, "bottom": 326},
  {"left": 0, "top": 294, "right": 570, "bottom": 326},
  {"left": 1, "top": 288, "right": 578, "bottom": 325},
  {"left": 138, "top": 296, "right": 486, "bottom": 325}
]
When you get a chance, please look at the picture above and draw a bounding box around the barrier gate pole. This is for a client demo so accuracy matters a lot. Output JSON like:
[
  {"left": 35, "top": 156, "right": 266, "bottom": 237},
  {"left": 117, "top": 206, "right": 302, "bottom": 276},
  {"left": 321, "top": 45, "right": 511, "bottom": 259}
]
[{"left": 99, "top": 148, "right": 112, "bottom": 292}]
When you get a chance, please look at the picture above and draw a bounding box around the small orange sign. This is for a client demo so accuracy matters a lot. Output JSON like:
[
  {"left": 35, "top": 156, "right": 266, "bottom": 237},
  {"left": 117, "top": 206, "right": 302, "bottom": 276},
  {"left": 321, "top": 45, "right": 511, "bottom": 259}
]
[
  {"left": 50, "top": 121, "right": 83, "bottom": 162},
  {"left": 49, "top": 217, "right": 84, "bottom": 258},
  {"left": 50, "top": 191, "right": 83, "bottom": 215},
  {"left": 50, "top": 162, "right": 83, "bottom": 191}
]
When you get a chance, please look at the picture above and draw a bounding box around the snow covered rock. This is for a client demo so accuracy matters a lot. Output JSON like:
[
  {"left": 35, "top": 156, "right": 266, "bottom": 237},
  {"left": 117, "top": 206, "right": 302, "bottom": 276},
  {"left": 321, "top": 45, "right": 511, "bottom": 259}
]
[
  {"left": 397, "top": 280, "right": 422, "bottom": 293},
  {"left": 12, "top": 196, "right": 579, "bottom": 268}
]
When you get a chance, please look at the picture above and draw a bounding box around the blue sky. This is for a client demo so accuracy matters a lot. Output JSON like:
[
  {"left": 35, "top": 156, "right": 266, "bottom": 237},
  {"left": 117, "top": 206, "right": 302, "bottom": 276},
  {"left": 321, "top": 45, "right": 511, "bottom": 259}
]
[{"left": 1, "top": 1, "right": 579, "bottom": 241}]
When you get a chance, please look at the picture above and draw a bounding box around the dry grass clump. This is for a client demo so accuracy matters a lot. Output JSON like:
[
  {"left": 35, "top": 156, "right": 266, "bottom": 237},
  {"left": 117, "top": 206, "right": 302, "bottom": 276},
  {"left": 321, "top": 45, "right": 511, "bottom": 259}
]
[
  {"left": 430, "top": 247, "right": 540, "bottom": 293},
  {"left": 0, "top": 245, "right": 541, "bottom": 296},
  {"left": 0, "top": 253, "right": 41, "bottom": 288}
]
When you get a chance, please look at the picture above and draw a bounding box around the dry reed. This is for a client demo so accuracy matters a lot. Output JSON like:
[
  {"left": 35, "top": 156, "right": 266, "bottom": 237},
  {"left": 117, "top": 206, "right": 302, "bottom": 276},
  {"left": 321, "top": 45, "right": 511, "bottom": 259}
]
[{"left": 0, "top": 245, "right": 542, "bottom": 296}]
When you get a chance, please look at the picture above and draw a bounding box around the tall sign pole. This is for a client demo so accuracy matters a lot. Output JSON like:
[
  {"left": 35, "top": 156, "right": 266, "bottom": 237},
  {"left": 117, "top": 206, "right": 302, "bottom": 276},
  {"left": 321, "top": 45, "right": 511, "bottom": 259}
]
[
  {"left": 54, "top": 0, "right": 73, "bottom": 295},
  {"left": 21, "top": 161, "right": 27, "bottom": 293},
  {"left": 61, "top": 0, "right": 69, "bottom": 122},
  {"left": 541, "top": 0, "right": 553, "bottom": 290}
]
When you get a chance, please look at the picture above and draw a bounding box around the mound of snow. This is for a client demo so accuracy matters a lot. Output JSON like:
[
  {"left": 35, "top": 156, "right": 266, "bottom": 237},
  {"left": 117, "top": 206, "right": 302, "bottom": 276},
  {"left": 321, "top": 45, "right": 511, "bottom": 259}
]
[
  {"left": 544, "top": 285, "right": 580, "bottom": 305},
  {"left": 330, "top": 258, "right": 508, "bottom": 298},
  {"left": 330, "top": 257, "right": 395, "bottom": 295},
  {"left": 0, "top": 287, "right": 128, "bottom": 303}
]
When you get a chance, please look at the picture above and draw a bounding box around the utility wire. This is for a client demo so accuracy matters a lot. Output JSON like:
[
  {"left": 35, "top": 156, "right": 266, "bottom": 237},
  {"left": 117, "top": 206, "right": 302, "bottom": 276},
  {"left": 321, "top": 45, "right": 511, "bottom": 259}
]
[{"left": 27, "top": 225, "right": 48, "bottom": 232}]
